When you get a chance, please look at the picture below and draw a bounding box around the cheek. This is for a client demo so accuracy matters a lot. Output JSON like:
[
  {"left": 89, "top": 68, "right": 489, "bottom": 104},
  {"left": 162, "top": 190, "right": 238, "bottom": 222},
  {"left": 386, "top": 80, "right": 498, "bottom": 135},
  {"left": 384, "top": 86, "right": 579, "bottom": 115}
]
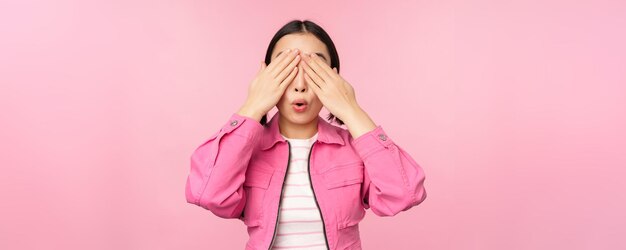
[
  {"left": 311, "top": 93, "right": 321, "bottom": 103},
  {"left": 276, "top": 94, "right": 289, "bottom": 108},
  {"left": 311, "top": 95, "right": 323, "bottom": 109}
]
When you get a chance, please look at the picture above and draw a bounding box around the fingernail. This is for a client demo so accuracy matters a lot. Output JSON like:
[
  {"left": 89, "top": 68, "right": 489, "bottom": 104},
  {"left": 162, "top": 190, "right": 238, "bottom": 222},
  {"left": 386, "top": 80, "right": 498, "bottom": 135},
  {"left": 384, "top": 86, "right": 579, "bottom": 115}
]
[{"left": 286, "top": 49, "right": 291, "bottom": 53}]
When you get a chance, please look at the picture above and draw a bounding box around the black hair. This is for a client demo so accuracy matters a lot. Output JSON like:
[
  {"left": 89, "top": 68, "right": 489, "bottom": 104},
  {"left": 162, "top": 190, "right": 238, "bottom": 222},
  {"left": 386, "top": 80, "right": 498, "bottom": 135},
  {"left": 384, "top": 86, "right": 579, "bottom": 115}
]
[{"left": 260, "top": 19, "right": 344, "bottom": 126}]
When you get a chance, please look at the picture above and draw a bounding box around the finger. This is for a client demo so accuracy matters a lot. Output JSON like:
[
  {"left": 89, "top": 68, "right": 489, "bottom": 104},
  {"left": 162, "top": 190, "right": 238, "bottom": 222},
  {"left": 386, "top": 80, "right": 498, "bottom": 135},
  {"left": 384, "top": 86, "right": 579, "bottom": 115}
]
[
  {"left": 301, "top": 58, "right": 326, "bottom": 88},
  {"left": 308, "top": 53, "right": 336, "bottom": 80},
  {"left": 301, "top": 53, "right": 325, "bottom": 77},
  {"left": 270, "top": 49, "right": 299, "bottom": 78},
  {"left": 279, "top": 66, "right": 298, "bottom": 90},
  {"left": 304, "top": 71, "right": 322, "bottom": 94},
  {"left": 258, "top": 61, "right": 266, "bottom": 74},
  {"left": 304, "top": 70, "right": 324, "bottom": 92},
  {"left": 304, "top": 56, "right": 333, "bottom": 84},
  {"left": 265, "top": 49, "right": 291, "bottom": 73},
  {"left": 275, "top": 53, "right": 301, "bottom": 83},
  {"left": 333, "top": 67, "right": 337, "bottom": 74}
]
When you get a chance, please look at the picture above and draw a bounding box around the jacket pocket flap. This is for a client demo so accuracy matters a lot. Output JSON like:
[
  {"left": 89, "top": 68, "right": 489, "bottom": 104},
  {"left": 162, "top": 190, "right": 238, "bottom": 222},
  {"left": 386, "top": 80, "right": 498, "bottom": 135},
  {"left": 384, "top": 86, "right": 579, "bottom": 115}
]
[
  {"left": 322, "top": 163, "right": 364, "bottom": 189},
  {"left": 243, "top": 217, "right": 262, "bottom": 227},
  {"left": 244, "top": 164, "right": 274, "bottom": 189},
  {"left": 337, "top": 218, "right": 360, "bottom": 230}
]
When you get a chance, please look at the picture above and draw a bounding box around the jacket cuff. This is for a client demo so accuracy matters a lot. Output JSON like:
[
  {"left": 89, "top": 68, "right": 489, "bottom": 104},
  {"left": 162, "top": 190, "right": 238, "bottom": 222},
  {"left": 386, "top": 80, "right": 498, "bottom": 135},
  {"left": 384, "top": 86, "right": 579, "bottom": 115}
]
[
  {"left": 220, "top": 113, "right": 264, "bottom": 142},
  {"left": 350, "top": 125, "right": 394, "bottom": 159}
]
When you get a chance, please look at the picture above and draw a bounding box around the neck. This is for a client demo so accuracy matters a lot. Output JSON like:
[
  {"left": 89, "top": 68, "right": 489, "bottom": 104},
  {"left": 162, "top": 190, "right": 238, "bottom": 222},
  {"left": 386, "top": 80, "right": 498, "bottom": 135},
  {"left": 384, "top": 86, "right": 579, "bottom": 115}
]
[{"left": 279, "top": 115, "right": 319, "bottom": 139}]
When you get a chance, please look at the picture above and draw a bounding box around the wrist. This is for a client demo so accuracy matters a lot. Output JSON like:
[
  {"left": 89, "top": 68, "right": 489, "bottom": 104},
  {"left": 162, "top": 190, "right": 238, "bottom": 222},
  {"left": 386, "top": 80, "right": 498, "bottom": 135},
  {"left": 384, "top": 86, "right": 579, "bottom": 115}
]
[
  {"left": 342, "top": 106, "right": 377, "bottom": 139},
  {"left": 237, "top": 104, "right": 264, "bottom": 122},
  {"left": 341, "top": 104, "right": 365, "bottom": 124}
]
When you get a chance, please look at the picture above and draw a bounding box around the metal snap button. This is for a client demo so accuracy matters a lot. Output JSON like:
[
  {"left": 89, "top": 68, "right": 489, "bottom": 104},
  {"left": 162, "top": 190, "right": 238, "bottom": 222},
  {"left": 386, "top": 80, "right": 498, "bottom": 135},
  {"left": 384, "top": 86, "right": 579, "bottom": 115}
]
[
  {"left": 378, "top": 134, "right": 387, "bottom": 141},
  {"left": 230, "top": 120, "right": 238, "bottom": 126}
]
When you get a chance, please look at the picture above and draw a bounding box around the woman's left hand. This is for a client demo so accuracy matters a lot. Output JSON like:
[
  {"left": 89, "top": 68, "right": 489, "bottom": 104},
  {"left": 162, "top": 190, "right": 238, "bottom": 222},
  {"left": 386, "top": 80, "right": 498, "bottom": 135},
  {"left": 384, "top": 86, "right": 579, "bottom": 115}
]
[
  {"left": 299, "top": 53, "right": 359, "bottom": 121},
  {"left": 300, "top": 53, "right": 377, "bottom": 138}
]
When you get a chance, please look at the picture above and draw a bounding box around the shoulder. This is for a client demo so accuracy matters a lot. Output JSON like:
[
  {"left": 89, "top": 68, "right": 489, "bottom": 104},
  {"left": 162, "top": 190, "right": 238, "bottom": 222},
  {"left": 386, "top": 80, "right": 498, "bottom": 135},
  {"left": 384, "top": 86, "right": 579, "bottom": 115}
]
[{"left": 326, "top": 123, "right": 358, "bottom": 147}]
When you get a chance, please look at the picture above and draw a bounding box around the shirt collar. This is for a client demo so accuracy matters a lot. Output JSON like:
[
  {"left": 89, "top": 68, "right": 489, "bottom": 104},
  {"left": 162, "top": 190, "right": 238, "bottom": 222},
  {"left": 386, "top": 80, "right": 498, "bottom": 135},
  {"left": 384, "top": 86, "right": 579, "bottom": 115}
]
[{"left": 260, "top": 112, "right": 345, "bottom": 150}]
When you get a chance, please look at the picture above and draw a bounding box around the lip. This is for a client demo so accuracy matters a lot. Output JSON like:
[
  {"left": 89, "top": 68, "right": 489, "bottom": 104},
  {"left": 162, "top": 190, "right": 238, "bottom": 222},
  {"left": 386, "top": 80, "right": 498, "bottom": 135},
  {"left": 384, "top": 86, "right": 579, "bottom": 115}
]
[
  {"left": 291, "top": 98, "right": 308, "bottom": 113},
  {"left": 293, "top": 104, "right": 307, "bottom": 113},
  {"left": 291, "top": 98, "right": 308, "bottom": 105}
]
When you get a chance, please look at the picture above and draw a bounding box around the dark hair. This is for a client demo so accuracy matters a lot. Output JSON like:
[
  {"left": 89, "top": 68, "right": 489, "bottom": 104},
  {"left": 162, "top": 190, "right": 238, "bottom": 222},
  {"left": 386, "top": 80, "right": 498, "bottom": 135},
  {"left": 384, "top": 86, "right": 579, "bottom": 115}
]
[{"left": 260, "top": 19, "right": 344, "bottom": 126}]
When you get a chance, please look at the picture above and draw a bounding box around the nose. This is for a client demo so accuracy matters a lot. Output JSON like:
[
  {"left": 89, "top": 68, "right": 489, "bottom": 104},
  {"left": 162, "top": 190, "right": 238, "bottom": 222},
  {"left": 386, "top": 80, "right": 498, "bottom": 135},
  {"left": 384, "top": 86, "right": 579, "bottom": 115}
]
[{"left": 291, "top": 65, "right": 307, "bottom": 92}]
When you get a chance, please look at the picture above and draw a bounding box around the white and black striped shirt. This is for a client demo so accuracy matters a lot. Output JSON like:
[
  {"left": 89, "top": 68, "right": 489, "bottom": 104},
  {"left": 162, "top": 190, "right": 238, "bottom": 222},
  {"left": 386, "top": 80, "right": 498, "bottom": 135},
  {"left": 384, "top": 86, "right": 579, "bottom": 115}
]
[{"left": 271, "top": 132, "right": 327, "bottom": 250}]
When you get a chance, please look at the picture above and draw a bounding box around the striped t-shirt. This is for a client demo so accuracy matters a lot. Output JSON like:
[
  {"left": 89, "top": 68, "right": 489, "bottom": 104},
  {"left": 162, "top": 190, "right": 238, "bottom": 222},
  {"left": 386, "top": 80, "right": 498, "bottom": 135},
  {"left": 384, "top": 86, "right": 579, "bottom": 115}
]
[{"left": 271, "top": 132, "right": 328, "bottom": 250}]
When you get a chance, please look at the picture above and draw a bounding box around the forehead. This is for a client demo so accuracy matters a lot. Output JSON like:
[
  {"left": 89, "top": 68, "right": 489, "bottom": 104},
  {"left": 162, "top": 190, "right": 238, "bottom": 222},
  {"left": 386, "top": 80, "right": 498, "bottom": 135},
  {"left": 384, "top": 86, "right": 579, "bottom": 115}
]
[{"left": 271, "top": 33, "right": 330, "bottom": 59}]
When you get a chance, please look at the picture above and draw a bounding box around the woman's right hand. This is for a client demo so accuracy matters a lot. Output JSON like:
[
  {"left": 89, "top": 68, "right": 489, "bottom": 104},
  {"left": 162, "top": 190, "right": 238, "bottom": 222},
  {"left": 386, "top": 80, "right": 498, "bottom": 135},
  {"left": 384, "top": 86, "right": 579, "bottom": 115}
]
[{"left": 237, "top": 48, "right": 301, "bottom": 121}]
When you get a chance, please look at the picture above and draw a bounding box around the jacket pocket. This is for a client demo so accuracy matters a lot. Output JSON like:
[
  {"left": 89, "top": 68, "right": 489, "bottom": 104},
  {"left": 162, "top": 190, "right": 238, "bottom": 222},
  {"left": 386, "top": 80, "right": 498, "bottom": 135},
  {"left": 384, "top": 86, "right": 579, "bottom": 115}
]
[
  {"left": 242, "top": 161, "right": 274, "bottom": 227},
  {"left": 322, "top": 162, "right": 366, "bottom": 232},
  {"left": 244, "top": 168, "right": 273, "bottom": 189},
  {"left": 321, "top": 162, "right": 364, "bottom": 189}
]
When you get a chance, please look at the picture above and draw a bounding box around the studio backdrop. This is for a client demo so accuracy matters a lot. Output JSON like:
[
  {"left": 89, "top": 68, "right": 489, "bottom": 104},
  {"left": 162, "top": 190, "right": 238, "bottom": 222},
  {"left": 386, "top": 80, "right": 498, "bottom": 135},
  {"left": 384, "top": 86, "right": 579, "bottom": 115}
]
[{"left": 1, "top": 0, "right": 624, "bottom": 249}]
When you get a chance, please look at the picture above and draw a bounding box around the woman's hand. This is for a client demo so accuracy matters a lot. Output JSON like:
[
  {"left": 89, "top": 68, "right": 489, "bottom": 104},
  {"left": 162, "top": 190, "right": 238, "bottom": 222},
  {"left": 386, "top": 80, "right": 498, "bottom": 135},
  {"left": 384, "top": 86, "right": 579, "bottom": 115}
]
[
  {"left": 237, "top": 49, "right": 301, "bottom": 121},
  {"left": 299, "top": 53, "right": 377, "bottom": 138},
  {"left": 299, "top": 53, "right": 360, "bottom": 122}
]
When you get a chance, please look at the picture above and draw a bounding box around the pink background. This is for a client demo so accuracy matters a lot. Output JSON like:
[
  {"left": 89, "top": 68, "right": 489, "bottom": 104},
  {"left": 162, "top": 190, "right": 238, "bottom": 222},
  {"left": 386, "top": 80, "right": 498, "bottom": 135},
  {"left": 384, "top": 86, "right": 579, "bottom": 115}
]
[{"left": 1, "top": 0, "right": 625, "bottom": 249}]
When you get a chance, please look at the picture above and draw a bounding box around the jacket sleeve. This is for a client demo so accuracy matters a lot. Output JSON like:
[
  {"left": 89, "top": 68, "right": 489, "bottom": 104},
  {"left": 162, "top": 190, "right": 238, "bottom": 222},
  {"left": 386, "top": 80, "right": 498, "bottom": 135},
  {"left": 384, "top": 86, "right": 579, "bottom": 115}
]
[
  {"left": 350, "top": 125, "right": 427, "bottom": 217},
  {"left": 185, "top": 113, "right": 264, "bottom": 219}
]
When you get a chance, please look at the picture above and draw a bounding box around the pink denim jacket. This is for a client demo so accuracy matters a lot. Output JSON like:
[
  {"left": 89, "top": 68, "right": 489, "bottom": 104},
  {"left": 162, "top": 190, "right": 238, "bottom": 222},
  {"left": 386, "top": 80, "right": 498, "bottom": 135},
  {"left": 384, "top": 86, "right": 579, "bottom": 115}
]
[{"left": 185, "top": 112, "right": 427, "bottom": 250}]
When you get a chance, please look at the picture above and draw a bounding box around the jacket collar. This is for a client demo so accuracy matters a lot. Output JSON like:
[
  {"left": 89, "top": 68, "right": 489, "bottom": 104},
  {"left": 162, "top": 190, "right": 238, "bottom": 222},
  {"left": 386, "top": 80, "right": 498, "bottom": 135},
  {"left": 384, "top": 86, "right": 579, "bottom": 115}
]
[{"left": 260, "top": 112, "right": 345, "bottom": 150}]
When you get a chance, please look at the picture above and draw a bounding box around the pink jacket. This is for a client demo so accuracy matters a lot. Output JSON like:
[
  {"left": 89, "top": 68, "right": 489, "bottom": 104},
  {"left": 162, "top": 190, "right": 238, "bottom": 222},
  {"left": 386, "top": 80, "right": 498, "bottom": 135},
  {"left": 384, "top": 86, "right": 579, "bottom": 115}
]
[{"left": 185, "top": 112, "right": 427, "bottom": 250}]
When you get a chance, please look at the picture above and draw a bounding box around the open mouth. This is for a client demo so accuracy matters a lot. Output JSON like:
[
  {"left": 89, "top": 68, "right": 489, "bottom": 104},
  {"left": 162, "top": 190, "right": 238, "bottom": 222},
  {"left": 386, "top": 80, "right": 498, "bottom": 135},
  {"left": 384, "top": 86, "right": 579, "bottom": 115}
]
[
  {"left": 292, "top": 99, "right": 308, "bottom": 112},
  {"left": 292, "top": 98, "right": 308, "bottom": 106}
]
